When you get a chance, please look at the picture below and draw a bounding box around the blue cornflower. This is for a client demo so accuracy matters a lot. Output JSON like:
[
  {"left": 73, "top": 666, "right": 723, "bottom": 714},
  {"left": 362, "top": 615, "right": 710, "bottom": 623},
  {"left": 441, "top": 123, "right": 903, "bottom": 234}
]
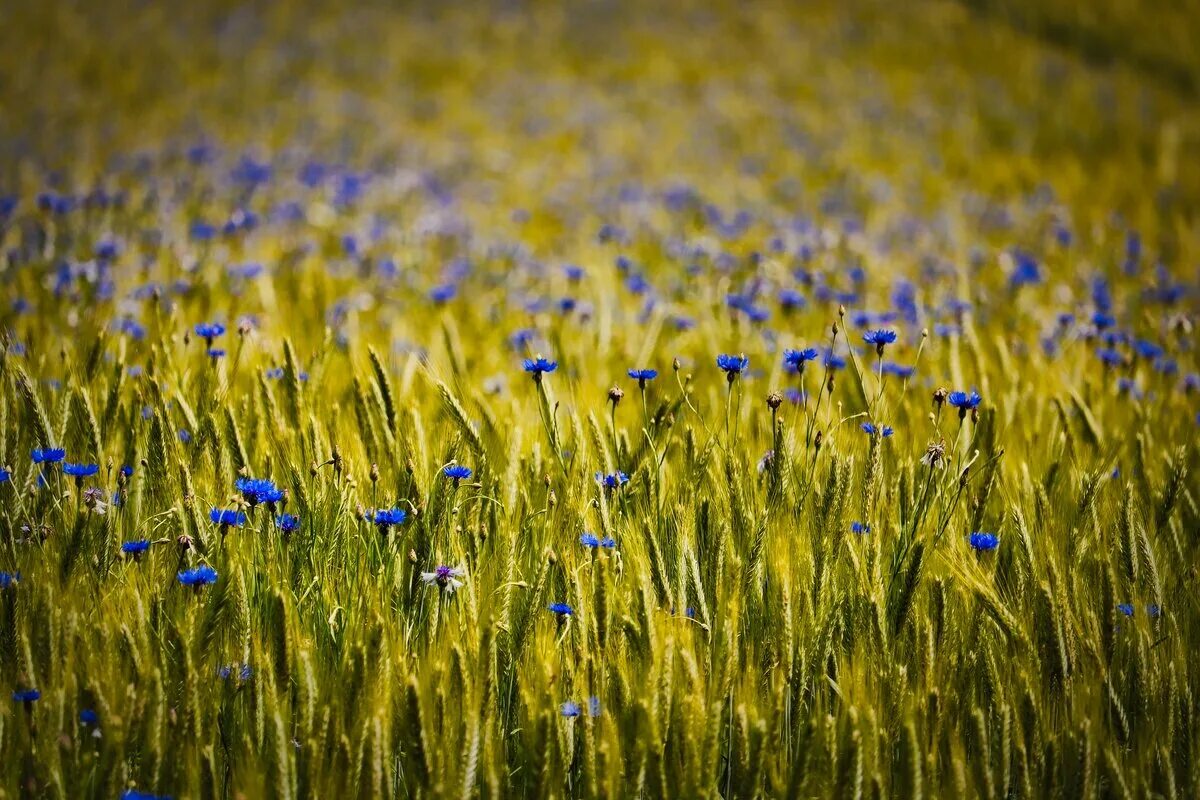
[
  {"left": 443, "top": 464, "right": 473, "bottom": 484},
  {"left": 276, "top": 514, "right": 300, "bottom": 533},
  {"left": 194, "top": 322, "right": 225, "bottom": 345},
  {"left": 595, "top": 471, "right": 629, "bottom": 490},
  {"left": 588, "top": 696, "right": 602, "bottom": 717},
  {"left": 80, "top": 708, "right": 98, "bottom": 725},
  {"left": 121, "top": 790, "right": 172, "bottom": 800},
  {"left": 207, "top": 348, "right": 225, "bottom": 360},
  {"left": 778, "top": 288, "right": 806, "bottom": 311},
  {"left": 782, "top": 348, "right": 819, "bottom": 372},
  {"left": 121, "top": 464, "right": 134, "bottom": 477},
  {"left": 0, "top": 572, "right": 19, "bottom": 589},
  {"left": 947, "top": 390, "right": 981, "bottom": 410},
  {"left": 881, "top": 362, "right": 916, "bottom": 379},
  {"left": 0, "top": 469, "right": 9, "bottom": 483},
  {"left": 948, "top": 390, "right": 982, "bottom": 419},
  {"left": 523, "top": 356, "right": 558, "bottom": 381},
  {"left": 12, "top": 688, "right": 40, "bottom": 704},
  {"left": 372, "top": 508, "right": 408, "bottom": 530},
  {"left": 429, "top": 284, "right": 457, "bottom": 303},
  {"left": 823, "top": 351, "right": 846, "bottom": 370},
  {"left": 969, "top": 532, "right": 999, "bottom": 552},
  {"left": 1096, "top": 348, "right": 1124, "bottom": 368},
  {"left": 716, "top": 353, "right": 749, "bottom": 381},
  {"left": 851, "top": 521, "right": 870, "bottom": 534},
  {"left": 1132, "top": 339, "right": 1163, "bottom": 360},
  {"left": 548, "top": 602, "right": 574, "bottom": 617},
  {"left": 63, "top": 462, "right": 100, "bottom": 478},
  {"left": 561, "top": 701, "right": 582, "bottom": 717},
  {"left": 218, "top": 664, "right": 253, "bottom": 681},
  {"left": 861, "top": 423, "right": 894, "bottom": 438},
  {"left": 627, "top": 368, "right": 658, "bottom": 387},
  {"left": 862, "top": 329, "right": 897, "bottom": 354},
  {"left": 177, "top": 564, "right": 218, "bottom": 588},
  {"left": 580, "top": 532, "right": 615, "bottom": 549},
  {"left": 1148, "top": 604, "right": 1162, "bottom": 618},
  {"left": 1116, "top": 603, "right": 1134, "bottom": 617},
  {"left": 31, "top": 447, "right": 66, "bottom": 464},
  {"left": 177, "top": 429, "right": 192, "bottom": 444},
  {"left": 121, "top": 540, "right": 151, "bottom": 556},
  {"left": 235, "top": 477, "right": 284, "bottom": 507},
  {"left": 210, "top": 508, "right": 247, "bottom": 528}
]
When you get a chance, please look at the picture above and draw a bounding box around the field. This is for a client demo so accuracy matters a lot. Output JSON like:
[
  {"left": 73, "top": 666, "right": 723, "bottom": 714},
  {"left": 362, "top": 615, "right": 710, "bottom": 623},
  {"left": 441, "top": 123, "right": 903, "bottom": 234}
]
[{"left": 1, "top": 1, "right": 1199, "bottom": 797}]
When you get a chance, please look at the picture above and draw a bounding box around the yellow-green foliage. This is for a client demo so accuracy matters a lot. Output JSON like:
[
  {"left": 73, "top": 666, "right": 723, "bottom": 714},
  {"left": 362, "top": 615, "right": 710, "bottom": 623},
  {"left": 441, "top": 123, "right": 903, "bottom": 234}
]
[{"left": 0, "top": 1, "right": 1198, "bottom": 798}]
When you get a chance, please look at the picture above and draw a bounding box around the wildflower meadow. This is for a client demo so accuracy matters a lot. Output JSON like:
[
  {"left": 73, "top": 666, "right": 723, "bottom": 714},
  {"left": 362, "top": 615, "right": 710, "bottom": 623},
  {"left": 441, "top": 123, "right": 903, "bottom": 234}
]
[{"left": 1, "top": 1, "right": 1199, "bottom": 797}]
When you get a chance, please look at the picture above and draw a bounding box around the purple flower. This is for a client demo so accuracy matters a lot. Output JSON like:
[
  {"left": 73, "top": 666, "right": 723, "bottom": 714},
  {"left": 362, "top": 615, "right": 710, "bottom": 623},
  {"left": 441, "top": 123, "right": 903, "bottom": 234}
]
[{"left": 419, "top": 564, "right": 467, "bottom": 592}]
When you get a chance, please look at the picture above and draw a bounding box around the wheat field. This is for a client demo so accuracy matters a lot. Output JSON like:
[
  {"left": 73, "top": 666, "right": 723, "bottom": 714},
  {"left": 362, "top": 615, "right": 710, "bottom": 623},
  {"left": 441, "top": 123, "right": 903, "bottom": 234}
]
[{"left": 1, "top": 1, "right": 1198, "bottom": 797}]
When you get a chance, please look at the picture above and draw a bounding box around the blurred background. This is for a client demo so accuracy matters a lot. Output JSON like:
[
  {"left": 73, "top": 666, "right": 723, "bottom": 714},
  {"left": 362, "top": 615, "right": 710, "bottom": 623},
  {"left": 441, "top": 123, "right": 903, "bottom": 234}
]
[{"left": 2, "top": 0, "right": 1198, "bottom": 227}]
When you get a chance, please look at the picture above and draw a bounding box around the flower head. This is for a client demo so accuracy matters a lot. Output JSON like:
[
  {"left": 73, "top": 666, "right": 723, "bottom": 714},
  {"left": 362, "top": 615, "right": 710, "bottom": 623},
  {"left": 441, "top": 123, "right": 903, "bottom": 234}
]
[
  {"left": 580, "top": 532, "right": 617, "bottom": 550},
  {"left": 443, "top": 464, "right": 473, "bottom": 483},
  {"left": 177, "top": 564, "right": 218, "bottom": 588},
  {"left": 420, "top": 564, "right": 467, "bottom": 593},
  {"left": 31, "top": 448, "right": 66, "bottom": 464},
  {"left": 595, "top": 471, "right": 629, "bottom": 490},
  {"left": 548, "top": 602, "right": 573, "bottom": 617},
  {"left": 1116, "top": 603, "right": 1134, "bottom": 617},
  {"left": 716, "top": 353, "right": 749, "bottom": 381},
  {"left": 12, "top": 688, "right": 40, "bottom": 703},
  {"left": 627, "top": 368, "right": 658, "bottom": 388},
  {"left": 522, "top": 356, "right": 558, "bottom": 381},
  {"left": 969, "top": 532, "right": 999, "bottom": 552},
  {"left": 862, "top": 329, "right": 897, "bottom": 354},
  {"left": 194, "top": 322, "right": 226, "bottom": 343},
  {"left": 0, "top": 572, "right": 19, "bottom": 589},
  {"left": 235, "top": 477, "right": 284, "bottom": 507},
  {"left": 64, "top": 462, "right": 100, "bottom": 478},
  {"left": 372, "top": 508, "right": 408, "bottom": 530},
  {"left": 783, "top": 348, "right": 819, "bottom": 371},
  {"left": 947, "top": 390, "right": 981, "bottom": 410},
  {"left": 948, "top": 390, "right": 982, "bottom": 419},
  {"left": 276, "top": 513, "right": 300, "bottom": 533},
  {"left": 122, "top": 539, "right": 151, "bottom": 556},
  {"left": 851, "top": 521, "right": 870, "bottom": 534},
  {"left": 210, "top": 508, "right": 246, "bottom": 528}
]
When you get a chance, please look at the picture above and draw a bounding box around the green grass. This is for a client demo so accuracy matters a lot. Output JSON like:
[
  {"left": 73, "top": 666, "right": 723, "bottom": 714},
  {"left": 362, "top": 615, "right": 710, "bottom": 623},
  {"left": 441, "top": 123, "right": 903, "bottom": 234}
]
[{"left": 0, "top": 1, "right": 1198, "bottom": 797}]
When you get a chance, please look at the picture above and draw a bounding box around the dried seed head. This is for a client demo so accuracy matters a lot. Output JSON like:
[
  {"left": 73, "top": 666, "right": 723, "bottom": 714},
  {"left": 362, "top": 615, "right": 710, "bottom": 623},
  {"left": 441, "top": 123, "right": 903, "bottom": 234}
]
[
  {"left": 933, "top": 387, "right": 948, "bottom": 407},
  {"left": 766, "top": 392, "right": 783, "bottom": 411},
  {"left": 608, "top": 386, "right": 624, "bottom": 406},
  {"left": 814, "top": 430, "right": 823, "bottom": 450},
  {"left": 369, "top": 463, "right": 379, "bottom": 483},
  {"left": 672, "top": 357, "right": 681, "bottom": 372},
  {"left": 177, "top": 534, "right": 193, "bottom": 551}
]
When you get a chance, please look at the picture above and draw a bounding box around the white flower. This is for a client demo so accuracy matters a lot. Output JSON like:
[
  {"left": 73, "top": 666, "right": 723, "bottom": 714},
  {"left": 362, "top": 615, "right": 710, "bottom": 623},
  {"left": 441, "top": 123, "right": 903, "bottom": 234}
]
[{"left": 420, "top": 565, "right": 466, "bottom": 593}]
